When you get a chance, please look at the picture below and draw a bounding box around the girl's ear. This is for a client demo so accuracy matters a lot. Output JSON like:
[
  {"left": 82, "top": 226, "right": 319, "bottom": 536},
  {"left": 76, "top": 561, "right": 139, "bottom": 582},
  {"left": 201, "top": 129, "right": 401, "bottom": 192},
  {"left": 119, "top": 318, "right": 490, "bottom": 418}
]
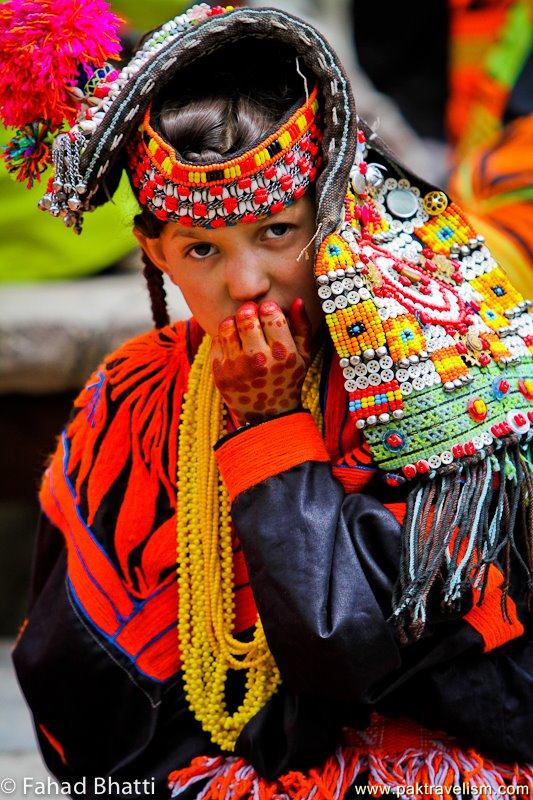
[{"left": 133, "top": 228, "right": 170, "bottom": 276}]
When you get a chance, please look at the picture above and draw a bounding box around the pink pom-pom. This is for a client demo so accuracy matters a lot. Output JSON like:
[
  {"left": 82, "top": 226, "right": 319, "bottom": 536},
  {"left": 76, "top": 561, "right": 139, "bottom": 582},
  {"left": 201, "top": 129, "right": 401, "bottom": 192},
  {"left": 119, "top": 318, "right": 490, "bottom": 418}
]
[{"left": 0, "top": 0, "right": 123, "bottom": 131}]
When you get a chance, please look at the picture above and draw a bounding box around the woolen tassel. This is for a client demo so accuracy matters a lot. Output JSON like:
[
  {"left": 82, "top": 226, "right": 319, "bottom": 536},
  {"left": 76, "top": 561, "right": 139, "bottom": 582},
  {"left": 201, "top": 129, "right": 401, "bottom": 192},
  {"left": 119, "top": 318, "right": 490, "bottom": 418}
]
[
  {"left": 391, "top": 439, "right": 533, "bottom": 643},
  {"left": 0, "top": 0, "right": 123, "bottom": 131},
  {"left": 2, "top": 122, "right": 55, "bottom": 188},
  {"left": 168, "top": 747, "right": 533, "bottom": 800}
]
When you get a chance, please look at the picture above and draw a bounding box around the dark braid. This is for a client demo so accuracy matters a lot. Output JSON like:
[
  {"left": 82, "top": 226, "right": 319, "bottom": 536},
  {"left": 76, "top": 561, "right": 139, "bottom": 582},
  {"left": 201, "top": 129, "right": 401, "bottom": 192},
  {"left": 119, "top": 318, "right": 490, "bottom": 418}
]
[{"left": 142, "top": 251, "right": 170, "bottom": 329}]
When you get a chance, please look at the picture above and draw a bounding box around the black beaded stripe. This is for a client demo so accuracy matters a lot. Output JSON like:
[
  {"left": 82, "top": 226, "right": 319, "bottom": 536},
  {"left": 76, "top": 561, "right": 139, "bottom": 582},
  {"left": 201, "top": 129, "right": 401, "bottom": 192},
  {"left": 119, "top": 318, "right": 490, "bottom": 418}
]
[
  {"left": 267, "top": 140, "right": 283, "bottom": 156},
  {"left": 207, "top": 169, "right": 226, "bottom": 182}
]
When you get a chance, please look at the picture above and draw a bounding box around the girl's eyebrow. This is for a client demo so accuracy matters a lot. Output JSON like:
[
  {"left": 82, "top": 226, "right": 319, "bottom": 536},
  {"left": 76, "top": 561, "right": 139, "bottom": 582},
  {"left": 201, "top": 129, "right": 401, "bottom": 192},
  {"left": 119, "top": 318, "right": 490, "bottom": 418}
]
[
  {"left": 261, "top": 209, "right": 300, "bottom": 226},
  {"left": 170, "top": 206, "right": 303, "bottom": 241},
  {"left": 170, "top": 227, "right": 208, "bottom": 240}
]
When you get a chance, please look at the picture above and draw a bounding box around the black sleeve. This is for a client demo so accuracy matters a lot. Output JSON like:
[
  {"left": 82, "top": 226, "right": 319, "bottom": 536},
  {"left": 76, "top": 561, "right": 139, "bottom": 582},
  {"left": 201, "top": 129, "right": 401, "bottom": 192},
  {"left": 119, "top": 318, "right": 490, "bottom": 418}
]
[
  {"left": 230, "top": 457, "right": 456, "bottom": 701},
  {"left": 229, "top": 453, "right": 533, "bottom": 770},
  {"left": 12, "top": 515, "right": 216, "bottom": 800}
]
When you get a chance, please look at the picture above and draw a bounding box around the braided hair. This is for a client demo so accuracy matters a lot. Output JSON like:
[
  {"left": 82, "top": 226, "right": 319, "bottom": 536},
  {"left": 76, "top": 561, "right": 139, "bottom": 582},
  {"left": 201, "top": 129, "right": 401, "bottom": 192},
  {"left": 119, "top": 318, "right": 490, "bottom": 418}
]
[{"left": 141, "top": 251, "right": 170, "bottom": 329}]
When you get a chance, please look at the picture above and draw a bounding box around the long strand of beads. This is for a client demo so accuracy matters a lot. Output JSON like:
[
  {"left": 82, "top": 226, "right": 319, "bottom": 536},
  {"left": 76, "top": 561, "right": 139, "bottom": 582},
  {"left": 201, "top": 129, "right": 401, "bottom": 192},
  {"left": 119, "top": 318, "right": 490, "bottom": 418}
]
[{"left": 177, "top": 335, "right": 324, "bottom": 750}]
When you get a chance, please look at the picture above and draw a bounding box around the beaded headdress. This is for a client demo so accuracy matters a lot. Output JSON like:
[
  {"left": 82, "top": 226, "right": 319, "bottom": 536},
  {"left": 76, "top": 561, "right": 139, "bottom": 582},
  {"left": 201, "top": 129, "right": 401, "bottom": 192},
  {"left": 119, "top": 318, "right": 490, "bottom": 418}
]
[
  {"left": 126, "top": 86, "right": 322, "bottom": 228},
  {"left": 1, "top": 0, "right": 532, "bottom": 645}
]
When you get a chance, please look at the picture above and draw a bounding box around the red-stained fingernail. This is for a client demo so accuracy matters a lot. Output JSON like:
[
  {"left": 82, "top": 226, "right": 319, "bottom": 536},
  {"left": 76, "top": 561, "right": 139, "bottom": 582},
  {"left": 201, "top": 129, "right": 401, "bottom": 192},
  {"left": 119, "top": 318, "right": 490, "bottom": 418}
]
[
  {"left": 290, "top": 298, "right": 310, "bottom": 325},
  {"left": 290, "top": 297, "right": 304, "bottom": 313},
  {"left": 219, "top": 316, "right": 235, "bottom": 330},
  {"left": 236, "top": 302, "right": 258, "bottom": 319},
  {"left": 260, "top": 301, "right": 280, "bottom": 314}
]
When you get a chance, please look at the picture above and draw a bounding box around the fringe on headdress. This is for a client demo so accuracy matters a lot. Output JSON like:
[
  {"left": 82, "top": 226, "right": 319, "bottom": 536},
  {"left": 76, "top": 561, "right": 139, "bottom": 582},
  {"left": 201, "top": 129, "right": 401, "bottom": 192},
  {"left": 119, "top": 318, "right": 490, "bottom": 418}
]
[
  {"left": 392, "top": 437, "right": 533, "bottom": 643},
  {"left": 3, "top": 122, "right": 55, "bottom": 189},
  {"left": 168, "top": 747, "right": 533, "bottom": 800}
]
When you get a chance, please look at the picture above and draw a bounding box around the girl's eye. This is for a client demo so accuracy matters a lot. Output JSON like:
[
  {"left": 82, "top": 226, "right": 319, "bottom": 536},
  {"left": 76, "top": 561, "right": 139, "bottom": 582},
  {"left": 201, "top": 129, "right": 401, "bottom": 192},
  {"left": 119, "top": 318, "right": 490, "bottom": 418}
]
[
  {"left": 188, "top": 243, "right": 217, "bottom": 259},
  {"left": 264, "top": 223, "right": 292, "bottom": 238}
]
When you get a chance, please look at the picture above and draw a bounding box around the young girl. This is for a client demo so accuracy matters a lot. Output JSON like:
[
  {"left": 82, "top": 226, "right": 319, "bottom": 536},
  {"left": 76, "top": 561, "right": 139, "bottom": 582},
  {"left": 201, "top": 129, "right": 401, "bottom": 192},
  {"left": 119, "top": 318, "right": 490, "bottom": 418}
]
[{"left": 2, "top": 3, "right": 532, "bottom": 799}]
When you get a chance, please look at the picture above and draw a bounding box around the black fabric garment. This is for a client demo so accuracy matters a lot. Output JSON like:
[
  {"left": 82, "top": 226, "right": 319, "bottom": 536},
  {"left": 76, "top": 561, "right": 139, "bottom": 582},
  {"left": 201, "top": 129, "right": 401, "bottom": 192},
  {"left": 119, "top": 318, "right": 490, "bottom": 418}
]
[
  {"left": 13, "top": 440, "right": 532, "bottom": 797},
  {"left": 376, "top": 634, "right": 533, "bottom": 766},
  {"left": 13, "top": 518, "right": 217, "bottom": 800},
  {"left": 227, "top": 447, "right": 533, "bottom": 775}
]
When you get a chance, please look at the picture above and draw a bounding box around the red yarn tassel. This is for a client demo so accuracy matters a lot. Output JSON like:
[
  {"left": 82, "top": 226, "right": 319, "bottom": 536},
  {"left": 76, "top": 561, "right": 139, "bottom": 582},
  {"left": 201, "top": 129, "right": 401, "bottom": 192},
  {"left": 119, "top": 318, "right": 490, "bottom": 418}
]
[
  {"left": 0, "top": 0, "right": 123, "bottom": 131},
  {"left": 168, "top": 746, "right": 533, "bottom": 800}
]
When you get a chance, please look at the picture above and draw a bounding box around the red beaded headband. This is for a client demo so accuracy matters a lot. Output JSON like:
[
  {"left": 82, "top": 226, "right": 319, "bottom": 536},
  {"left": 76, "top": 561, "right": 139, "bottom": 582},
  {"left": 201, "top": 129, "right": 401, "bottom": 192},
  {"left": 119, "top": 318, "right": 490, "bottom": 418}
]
[{"left": 126, "top": 86, "right": 322, "bottom": 227}]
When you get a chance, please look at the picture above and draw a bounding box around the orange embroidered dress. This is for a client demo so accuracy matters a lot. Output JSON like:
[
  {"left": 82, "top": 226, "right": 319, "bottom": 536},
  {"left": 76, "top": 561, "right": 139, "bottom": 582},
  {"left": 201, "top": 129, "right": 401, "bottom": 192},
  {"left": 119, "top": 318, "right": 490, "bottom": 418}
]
[{"left": 13, "top": 318, "right": 533, "bottom": 800}]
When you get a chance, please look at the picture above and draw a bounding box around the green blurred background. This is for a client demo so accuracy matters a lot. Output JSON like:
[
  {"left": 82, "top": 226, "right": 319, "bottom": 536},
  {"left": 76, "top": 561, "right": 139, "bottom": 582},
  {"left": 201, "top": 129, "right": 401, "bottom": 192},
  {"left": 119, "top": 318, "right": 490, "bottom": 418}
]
[{"left": 0, "top": 0, "right": 190, "bottom": 282}]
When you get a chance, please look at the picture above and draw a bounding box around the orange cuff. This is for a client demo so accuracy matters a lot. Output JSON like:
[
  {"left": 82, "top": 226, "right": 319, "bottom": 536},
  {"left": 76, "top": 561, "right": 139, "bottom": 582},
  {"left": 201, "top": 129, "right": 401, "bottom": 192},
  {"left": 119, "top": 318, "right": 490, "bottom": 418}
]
[
  {"left": 464, "top": 563, "right": 524, "bottom": 652},
  {"left": 214, "top": 411, "right": 330, "bottom": 502}
]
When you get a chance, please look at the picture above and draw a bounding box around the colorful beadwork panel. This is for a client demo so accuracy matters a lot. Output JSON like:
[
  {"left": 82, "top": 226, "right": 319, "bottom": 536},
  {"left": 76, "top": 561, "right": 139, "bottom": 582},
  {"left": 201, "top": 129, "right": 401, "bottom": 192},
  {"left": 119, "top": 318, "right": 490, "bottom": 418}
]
[{"left": 315, "top": 131, "right": 533, "bottom": 482}]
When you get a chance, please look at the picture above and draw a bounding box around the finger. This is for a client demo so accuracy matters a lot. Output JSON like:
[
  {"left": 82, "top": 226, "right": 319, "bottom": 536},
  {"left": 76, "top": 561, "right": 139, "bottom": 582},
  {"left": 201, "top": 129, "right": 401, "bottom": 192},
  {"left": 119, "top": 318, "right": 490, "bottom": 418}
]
[
  {"left": 218, "top": 315, "right": 242, "bottom": 360},
  {"left": 287, "top": 298, "right": 312, "bottom": 362},
  {"left": 210, "top": 336, "right": 224, "bottom": 381},
  {"left": 258, "top": 300, "right": 297, "bottom": 361},
  {"left": 234, "top": 302, "right": 268, "bottom": 355}
]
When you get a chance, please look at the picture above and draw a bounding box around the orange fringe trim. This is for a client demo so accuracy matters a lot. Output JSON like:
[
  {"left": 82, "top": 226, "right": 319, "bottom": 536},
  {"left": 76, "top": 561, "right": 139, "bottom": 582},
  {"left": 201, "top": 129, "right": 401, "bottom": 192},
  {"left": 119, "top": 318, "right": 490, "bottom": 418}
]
[{"left": 168, "top": 746, "right": 533, "bottom": 800}]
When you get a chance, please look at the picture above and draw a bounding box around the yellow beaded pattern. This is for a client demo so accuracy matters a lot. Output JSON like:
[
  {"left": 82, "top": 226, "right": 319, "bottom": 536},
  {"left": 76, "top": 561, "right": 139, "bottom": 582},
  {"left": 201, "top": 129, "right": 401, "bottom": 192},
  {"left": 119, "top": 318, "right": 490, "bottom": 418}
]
[
  {"left": 471, "top": 267, "right": 524, "bottom": 316},
  {"left": 383, "top": 316, "right": 426, "bottom": 361},
  {"left": 416, "top": 203, "right": 476, "bottom": 255},
  {"left": 484, "top": 331, "right": 513, "bottom": 363},
  {"left": 479, "top": 302, "right": 510, "bottom": 332},
  {"left": 326, "top": 301, "right": 386, "bottom": 358},
  {"left": 316, "top": 233, "right": 354, "bottom": 277},
  {"left": 177, "top": 334, "right": 324, "bottom": 751},
  {"left": 365, "top": 215, "right": 390, "bottom": 239},
  {"left": 430, "top": 345, "right": 470, "bottom": 384}
]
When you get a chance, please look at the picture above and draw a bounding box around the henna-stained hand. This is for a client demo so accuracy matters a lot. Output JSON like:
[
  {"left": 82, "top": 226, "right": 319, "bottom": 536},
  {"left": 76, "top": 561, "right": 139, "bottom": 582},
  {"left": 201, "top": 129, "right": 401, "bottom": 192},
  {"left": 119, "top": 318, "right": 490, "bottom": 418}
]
[{"left": 210, "top": 298, "right": 312, "bottom": 424}]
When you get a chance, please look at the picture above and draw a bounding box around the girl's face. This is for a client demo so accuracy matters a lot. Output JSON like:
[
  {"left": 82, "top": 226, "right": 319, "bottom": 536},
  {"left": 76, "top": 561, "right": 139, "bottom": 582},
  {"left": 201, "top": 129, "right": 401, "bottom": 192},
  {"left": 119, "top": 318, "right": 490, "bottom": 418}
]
[{"left": 134, "top": 195, "right": 323, "bottom": 338}]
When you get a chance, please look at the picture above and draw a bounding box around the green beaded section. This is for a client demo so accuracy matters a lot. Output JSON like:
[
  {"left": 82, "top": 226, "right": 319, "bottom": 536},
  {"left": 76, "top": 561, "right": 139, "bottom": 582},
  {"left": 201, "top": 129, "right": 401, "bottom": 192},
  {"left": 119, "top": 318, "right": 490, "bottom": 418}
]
[{"left": 364, "top": 359, "right": 533, "bottom": 470}]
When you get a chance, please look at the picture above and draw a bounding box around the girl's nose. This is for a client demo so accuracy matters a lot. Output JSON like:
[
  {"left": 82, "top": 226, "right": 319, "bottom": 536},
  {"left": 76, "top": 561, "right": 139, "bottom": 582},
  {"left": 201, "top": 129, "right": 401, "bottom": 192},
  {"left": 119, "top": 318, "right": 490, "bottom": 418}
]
[{"left": 225, "top": 255, "right": 271, "bottom": 304}]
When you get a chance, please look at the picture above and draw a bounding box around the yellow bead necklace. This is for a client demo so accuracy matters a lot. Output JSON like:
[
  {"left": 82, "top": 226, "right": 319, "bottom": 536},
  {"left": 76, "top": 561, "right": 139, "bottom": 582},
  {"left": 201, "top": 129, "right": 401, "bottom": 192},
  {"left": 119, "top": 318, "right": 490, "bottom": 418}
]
[{"left": 177, "top": 333, "right": 324, "bottom": 751}]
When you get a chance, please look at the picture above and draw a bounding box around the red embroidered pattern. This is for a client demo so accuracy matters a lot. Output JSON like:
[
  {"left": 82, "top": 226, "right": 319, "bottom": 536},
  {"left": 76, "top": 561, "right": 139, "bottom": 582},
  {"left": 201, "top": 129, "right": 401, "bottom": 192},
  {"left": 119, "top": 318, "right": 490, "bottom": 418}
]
[{"left": 40, "top": 320, "right": 257, "bottom": 682}]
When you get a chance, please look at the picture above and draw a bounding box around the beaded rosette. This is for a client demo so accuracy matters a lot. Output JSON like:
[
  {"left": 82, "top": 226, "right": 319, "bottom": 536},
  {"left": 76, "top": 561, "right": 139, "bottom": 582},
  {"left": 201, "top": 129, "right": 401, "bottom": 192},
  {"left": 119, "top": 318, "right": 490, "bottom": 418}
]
[
  {"left": 126, "top": 88, "right": 321, "bottom": 227},
  {"left": 316, "top": 131, "right": 533, "bottom": 633}
]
